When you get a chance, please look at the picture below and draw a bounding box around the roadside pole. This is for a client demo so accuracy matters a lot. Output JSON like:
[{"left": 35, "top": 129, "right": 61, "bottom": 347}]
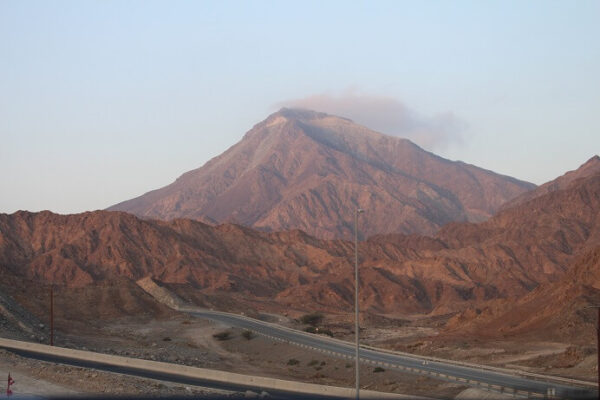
[{"left": 354, "top": 208, "right": 364, "bottom": 400}]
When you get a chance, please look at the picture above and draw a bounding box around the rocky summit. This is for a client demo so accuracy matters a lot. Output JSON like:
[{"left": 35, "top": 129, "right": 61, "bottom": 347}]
[{"left": 108, "top": 108, "right": 535, "bottom": 239}]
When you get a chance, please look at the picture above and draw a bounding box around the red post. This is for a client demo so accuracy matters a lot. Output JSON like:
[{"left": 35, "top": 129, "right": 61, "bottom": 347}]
[
  {"left": 50, "top": 286, "right": 54, "bottom": 346},
  {"left": 7, "top": 372, "right": 14, "bottom": 396}
]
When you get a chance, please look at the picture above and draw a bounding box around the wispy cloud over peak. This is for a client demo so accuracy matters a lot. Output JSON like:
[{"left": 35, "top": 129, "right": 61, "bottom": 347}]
[{"left": 277, "top": 90, "right": 466, "bottom": 151}]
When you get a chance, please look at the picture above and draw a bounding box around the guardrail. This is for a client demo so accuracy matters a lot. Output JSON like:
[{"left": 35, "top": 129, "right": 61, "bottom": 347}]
[
  {"left": 0, "top": 338, "right": 415, "bottom": 399},
  {"left": 183, "top": 307, "right": 596, "bottom": 390},
  {"left": 258, "top": 330, "right": 545, "bottom": 399}
]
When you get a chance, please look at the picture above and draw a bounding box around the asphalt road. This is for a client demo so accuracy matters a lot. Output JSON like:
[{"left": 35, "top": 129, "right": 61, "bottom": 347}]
[
  {"left": 7, "top": 348, "right": 360, "bottom": 400},
  {"left": 189, "top": 310, "right": 596, "bottom": 399}
]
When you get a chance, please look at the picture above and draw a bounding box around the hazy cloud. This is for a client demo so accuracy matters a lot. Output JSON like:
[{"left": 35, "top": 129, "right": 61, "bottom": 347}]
[{"left": 278, "top": 90, "right": 466, "bottom": 151}]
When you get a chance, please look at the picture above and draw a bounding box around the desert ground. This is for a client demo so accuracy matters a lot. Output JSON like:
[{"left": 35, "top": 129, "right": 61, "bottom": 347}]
[{"left": 1, "top": 298, "right": 595, "bottom": 399}]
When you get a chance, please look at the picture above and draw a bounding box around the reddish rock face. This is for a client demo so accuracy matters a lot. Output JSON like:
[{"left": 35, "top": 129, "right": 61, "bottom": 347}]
[
  {"left": 2, "top": 167, "right": 599, "bottom": 316},
  {"left": 500, "top": 155, "right": 600, "bottom": 211},
  {"left": 108, "top": 108, "right": 535, "bottom": 239},
  {"left": 443, "top": 244, "right": 600, "bottom": 343}
]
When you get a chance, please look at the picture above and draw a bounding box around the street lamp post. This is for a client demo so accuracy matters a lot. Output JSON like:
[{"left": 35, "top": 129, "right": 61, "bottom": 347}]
[
  {"left": 596, "top": 307, "right": 599, "bottom": 400},
  {"left": 354, "top": 208, "right": 364, "bottom": 400}
]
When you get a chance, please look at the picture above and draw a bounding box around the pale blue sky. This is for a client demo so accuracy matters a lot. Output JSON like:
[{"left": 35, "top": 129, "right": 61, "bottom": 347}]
[{"left": 1, "top": 0, "right": 599, "bottom": 214}]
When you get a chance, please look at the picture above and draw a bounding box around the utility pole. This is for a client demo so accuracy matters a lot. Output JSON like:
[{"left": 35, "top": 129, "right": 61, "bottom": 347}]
[
  {"left": 50, "top": 285, "right": 54, "bottom": 346},
  {"left": 354, "top": 208, "right": 364, "bottom": 400}
]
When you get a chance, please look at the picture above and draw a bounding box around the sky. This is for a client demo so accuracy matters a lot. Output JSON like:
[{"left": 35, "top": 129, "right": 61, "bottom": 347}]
[{"left": 1, "top": 0, "right": 599, "bottom": 214}]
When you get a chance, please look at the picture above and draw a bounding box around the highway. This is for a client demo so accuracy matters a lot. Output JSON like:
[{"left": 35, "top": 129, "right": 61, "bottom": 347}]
[
  {"left": 0, "top": 337, "right": 412, "bottom": 400},
  {"left": 188, "top": 309, "right": 596, "bottom": 399}
]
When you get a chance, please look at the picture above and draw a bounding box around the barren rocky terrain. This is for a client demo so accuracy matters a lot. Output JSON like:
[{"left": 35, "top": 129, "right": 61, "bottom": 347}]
[
  {"left": 0, "top": 263, "right": 596, "bottom": 398},
  {"left": 109, "top": 108, "right": 534, "bottom": 239},
  {"left": 501, "top": 155, "right": 600, "bottom": 210},
  {"left": 0, "top": 348, "right": 231, "bottom": 397},
  {"left": 2, "top": 164, "right": 599, "bottom": 318},
  {"left": 1, "top": 144, "right": 599, "bottom": 397},
  {"left": 0, "top": 289, "right": 467, "bottom": 399}
]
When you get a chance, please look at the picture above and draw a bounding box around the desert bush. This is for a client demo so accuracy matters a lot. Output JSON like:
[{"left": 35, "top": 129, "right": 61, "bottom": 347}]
[
  {"left": 304, "top": 326, "right": 333, "bottom": 337},
  {"left": 212, "top": 331, "right": 232, "bottom": 341},
  {"left": 308, "top": 359, "right": 319, "bottom": 366},
  {"left": 287, "top": 358, "right": 300, "bottom": 366},
  {"left": 300, "top": 312, "right": 324, "bottom": 326},
  {"left": 373, "top": 367, "right": 385, "bottom": 373},
  {"left": 242, "top": 330, "right": 255, "bottom": 340}
]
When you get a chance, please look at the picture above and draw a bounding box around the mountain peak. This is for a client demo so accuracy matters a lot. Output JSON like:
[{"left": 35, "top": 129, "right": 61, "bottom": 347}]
[
  {"left": 582, "top": 154, "right": 600, "bottom": 168},
  {"left": 276, "top": 107, "right": 330, "bottom": 120},
  {"left": 108, "top": 110, "right": 534, "bottom": 238},
  {"left": 500, "top": 155, "right": 600, "bottom": 210},
  {"left": 553, "top": 155, "right": 600, "bottom": 181},
  {"left": 260, "top": 108, "right": 352, "bottom": 127},
  {"left": 563, "top": 154, "right": 600, "bottom": 184}
]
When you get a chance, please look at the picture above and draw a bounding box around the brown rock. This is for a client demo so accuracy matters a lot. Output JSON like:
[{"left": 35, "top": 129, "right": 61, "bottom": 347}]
[
  {"left": 1, "top": 161, "right": 599, "bottom": 318},
  {"left": 108, "top": 108, "right": 535, "bottom": 239}
]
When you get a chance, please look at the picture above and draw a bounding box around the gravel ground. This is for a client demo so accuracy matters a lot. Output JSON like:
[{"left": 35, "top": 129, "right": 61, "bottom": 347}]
[
  {"left": 0, "top": 348, "right": 236, "bottom": 397},
  {"left": 0, "top": 310, "right": 468, "bottom": 399}
]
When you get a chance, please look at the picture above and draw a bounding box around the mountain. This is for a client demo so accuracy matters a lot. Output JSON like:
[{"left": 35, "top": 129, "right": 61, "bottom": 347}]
[
  {"left": 443, "top": 244, "right": 600, "bottom": 344},
  {"left": 500, "top": 155, "right": 600, "bottom": 210},
  {"left": 2, "top": 164, "right": 599, "bottom": 316},
  {"left": 440, "top": 165, "right": 600, "bottom": 342},
  {"left": 108, "top": 108, "right": 535, "bottom": 239}
]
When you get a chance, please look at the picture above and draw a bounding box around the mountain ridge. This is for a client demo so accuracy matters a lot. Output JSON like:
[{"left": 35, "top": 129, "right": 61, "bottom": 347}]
[
  {"left": 3, "top": 162, "right": 599, "bottom": 316},
  {"left": 500, "top": 155, "right": 600, "bottom": 211}
]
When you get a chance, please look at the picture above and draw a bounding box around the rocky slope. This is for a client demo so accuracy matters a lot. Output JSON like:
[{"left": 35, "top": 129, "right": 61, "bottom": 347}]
[
  {"left": 501, "top": 155, "right": 600, "bottom": 210},
  {"left": 439, "top": 168, "right": 600, "bottom": 341},
  {"left": 443, "top": 244, "right": 600, "bottom": 344},
  {"left": 2, "top": 166, "right": 599, "bottom": 316},
  {"left": 108, "top": 108, "right": 535, "bottom": 238}
]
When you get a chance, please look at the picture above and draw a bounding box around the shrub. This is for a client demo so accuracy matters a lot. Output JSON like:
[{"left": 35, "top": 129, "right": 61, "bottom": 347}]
[
  {"left": 162, "top": 337, "right": 172, "bottom": 341},
  {"left": 304, "top": 326, "right": 333, "bottom": 337},
  {"left": 373, "top": 367, "right": 385, "bottom": 373},
  {"left": 212, "top": 331, "right": 232, "bottom": 341},
  {"left": 308, "top": 359, "right": 319, "bottom": 366},
  {"left": 319, "top": 329, "right": 334, "bottom": 337},
  {"left": 242, "top": 330, "right": 255, "bottom": 340},
  {"left": 300, "top": 312, "right": 324, "bottom": 326},
  {"left": 287, "top": 358, "right": 300, "bottom": 366}
]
